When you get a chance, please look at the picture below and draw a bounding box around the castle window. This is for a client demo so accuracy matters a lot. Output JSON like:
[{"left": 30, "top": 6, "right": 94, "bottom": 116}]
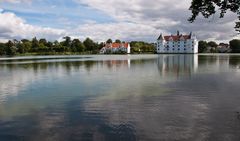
[{"left": 184, "top": 48, "right": 186, "bottom": 51}]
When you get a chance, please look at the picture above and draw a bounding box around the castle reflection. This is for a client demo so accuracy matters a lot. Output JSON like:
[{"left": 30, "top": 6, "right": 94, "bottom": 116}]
[
  {"left": 1, "top": 55, "right": 240, "bottom": 141},
  {"left": 157, "top": 55, "right": 198, "bottom": 78}
]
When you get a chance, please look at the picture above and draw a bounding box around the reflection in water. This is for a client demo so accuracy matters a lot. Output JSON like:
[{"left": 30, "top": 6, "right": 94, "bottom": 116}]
[
  {"left": 157, "top": 55, "right": 198, "bottom": 78},
  {"left": 1, "top": 55, "right": 240, "bottom": 141}
]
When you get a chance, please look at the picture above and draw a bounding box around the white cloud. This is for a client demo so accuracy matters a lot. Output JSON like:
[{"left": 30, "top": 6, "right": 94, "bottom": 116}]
[
  {"left": 73, "top": 22, "right": 166, "bottom": 42},
  {"left": 0, "top": 0, "right": 239, "bottom": 42},
  {"left": 75, "top": 0, "right": 239, "bottom": 42},
  {"left": 0, "top": 12, "right": 66, "bottom": 41}
]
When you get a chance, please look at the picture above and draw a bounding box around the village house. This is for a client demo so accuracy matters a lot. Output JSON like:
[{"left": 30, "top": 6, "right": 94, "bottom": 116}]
[
  {"left": 156, "top": 31, "right": 198, "bottom": 54},
  {"left": 100, "top": 42, "right": 131, "bottom": 54}
]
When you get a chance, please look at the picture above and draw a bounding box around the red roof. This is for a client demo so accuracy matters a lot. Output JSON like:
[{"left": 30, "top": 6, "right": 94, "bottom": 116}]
[
  {"left": 164, "top": 35, "right": 191, "bottom": 41},
  {"left": 106, "top": 43, "right": 129, "bottom": 48}
]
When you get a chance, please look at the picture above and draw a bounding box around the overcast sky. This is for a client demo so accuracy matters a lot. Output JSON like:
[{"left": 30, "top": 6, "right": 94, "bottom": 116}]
[{"left": 0, "top": 0, "right": 239, "bottom": 43}]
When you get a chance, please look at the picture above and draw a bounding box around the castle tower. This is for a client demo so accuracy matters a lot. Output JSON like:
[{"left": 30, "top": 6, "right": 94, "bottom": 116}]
[{"left": 157, "top": 34, "right": 165, "bottom": 53}]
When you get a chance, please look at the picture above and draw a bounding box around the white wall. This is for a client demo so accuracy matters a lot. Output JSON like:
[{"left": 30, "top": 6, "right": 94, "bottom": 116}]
[{"left": 157, "top": 38, "right": 198, "bottom": 54}]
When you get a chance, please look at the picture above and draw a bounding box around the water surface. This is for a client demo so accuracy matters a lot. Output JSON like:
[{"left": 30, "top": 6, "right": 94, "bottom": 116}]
[{"left": 0, "top": 54, "right": 240, "bottom": 141}]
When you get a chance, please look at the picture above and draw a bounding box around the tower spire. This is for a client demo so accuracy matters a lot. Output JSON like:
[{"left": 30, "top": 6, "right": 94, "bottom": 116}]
[{"left": 157, "top": 33, "right": 164, "bottom": 40}]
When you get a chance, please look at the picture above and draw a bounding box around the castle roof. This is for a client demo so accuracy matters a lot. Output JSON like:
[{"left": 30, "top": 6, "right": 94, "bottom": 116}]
[
  {"left": 164, "top": 35, "right": 191, "bottom": 41},
  {"left": 158, "top": 32, "right": 192, "bottom": 41}
]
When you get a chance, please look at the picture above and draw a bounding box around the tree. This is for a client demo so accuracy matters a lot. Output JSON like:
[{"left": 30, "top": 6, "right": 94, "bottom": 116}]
[
  {"left": 46, "top": 41, "right": 53, "bottom": 48},
  {"left": 23, "top": 42, "right": 31, "bottom": 53},
  {"left": 39, "top": 38, "right": 47, "bottom": 46},
  {"left": 63, "top": 36, "right": 72, "bottom": 48},
  {"left": 208, "top": 41, "right": 218, "bottom": 48},
  {"left": 115, "top": 39, "right": 121, "bottom": 43},
  {"left": 208, "top": 41, "right": 218, "bottom": 53},
  {"left": 98, "top": 42, "right": 105, "bottom": 50},
  {"left": 0, "top": 43, "right": 6, "bottom": 55},
  {"left": 189, "top": 0, "right": 240, "bottom": 32},
  {"left": 83, "top": 37, "right": 96, "bottom": 51},
  {"left": 106, "top": 39, "right": 112, "bottom": 44},
  {"left": 5, "top": 40, "right": 17, "bottom": 56},
  {"left": 230, "top": 39, "right": 240, "bottom": 53},
  {"left": 21, "top": 39, "right": 30, "bottom": 43},
  {"left": 198, "top": 41, "right": 208, "bottom": 53},
  {"left": 32, "top": 37, "right": 39, "bottom": 49},
  {"left": 71, "top": 39, "right": 85, "bottom": 52},
  {"left": 17, "top": 43, "right": 25, "bottom": 54},
  {"left": 130, "top": 41, "right": 155, "bottom": 53}
]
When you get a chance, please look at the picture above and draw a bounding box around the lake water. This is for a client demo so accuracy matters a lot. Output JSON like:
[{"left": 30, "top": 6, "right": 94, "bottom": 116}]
[{"left": 0, "top": 54, "right": 240, "bottom": 141}]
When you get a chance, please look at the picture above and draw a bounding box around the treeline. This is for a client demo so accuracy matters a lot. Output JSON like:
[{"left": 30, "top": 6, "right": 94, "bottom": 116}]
[
  {"left": 130, "top": 41, "right": 155, "bottom": 53},
  {"left": 0, "top": 37, "right": 156, "bottom": 56},
  {"left": 198, "top": 39, "right": 240, "bottom": 53},
  {"left": 0, "top": 36, "right": 104, "bottom": 56}
]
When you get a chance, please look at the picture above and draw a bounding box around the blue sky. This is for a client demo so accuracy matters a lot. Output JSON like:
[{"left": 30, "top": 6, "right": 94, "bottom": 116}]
[
  {"left": 0, "top": 0, "right": 239, "bottom": 42},
  {"left": 1, "top": 0, "right": 113, "bottom": 28}
]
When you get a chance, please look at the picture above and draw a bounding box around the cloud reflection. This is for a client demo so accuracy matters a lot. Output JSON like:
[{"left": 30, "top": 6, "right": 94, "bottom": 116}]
[{"left": 1, "top": 55, "right": 240, "bottom": 140}]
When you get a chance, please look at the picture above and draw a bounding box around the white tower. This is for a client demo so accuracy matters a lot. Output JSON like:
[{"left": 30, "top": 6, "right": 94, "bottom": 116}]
[{"left": 156, "top": 34, "right": 165, "bottom": 53}]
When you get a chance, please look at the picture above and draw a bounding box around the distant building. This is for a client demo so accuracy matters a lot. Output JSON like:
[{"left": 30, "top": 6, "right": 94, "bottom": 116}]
[
  {"left": 217, "top": 43, "right": 230, "bottom": 53},
  {"left": 156, "top": 31, "right": 198, "bottom": 54},
  {"left": 100, "top": 42, "right": 131, "bottom": 54}
]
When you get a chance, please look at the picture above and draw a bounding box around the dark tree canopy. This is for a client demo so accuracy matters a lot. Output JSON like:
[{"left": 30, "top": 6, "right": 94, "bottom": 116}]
[
  {"left": 106, "top": 39, "right": 113, "bottom": 44},
  {"left": 63, "top": 36, "right": 72, "bottom": 47},
  {"left": 115, "top": 39, "right": 121, "bottom": 43},
  {"left": 84, "top": 37, "right": 96, "bottom": 51},
  {"left": 230, "top": 39, "right": 240, "bottom": 53},
  {"left": 198, "top": 40, "right": 208, "bottom": 53},
  {"left": 189, "top": 0, "right": 240, "bottom": 32},
  {"left": 208, "top": 41, "right": 218, "bottom": 48}
]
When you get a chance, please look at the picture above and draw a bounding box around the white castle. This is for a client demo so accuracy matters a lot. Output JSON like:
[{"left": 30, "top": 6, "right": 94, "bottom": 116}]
[{"left": 156, "top": 31, "right": 198, "bottom": 54}]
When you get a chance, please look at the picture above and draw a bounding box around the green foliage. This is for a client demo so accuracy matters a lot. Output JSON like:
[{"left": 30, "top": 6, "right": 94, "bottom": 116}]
[
  {"left": 98, "top": 42, "right": 105, "bottom": 50},
  {"left": 106, "top": 39, "right": 113, "bottom": 44},
  {"left": 130, "top": 41, "right": 155, "bottom": 53},
  {"left": 189, "top": 0, "right": 240, "bottom": 32},
  {"left": 198, "top": 41, "right": 208, "bottom": 53},
  {"left": 0, "top": 37, "right": 101, "bottom": 56},
  {"left": 63, "top": 36, "right": 72, "bottom": 48},
  {"left": 32, "top": 37, "right": 39, "bottom": 49},
  {"left": 21, "top": 39, "right": 30, "bottom": 43},
  {"left": 5, "top": 40, "right": 17, "bottom": 56},
  {"left": 0, "top": 43, "right": 6, "bottom": 55},
  {"left": 39, "top": 38, "right": 47, "bottom": 46},
  {"left": 208, "top": 41, "right": 218, "bottom": 48},
  {"left": 230, "top": 39, "right": 240, "bottom": 53},
  {"left": 71, "top": 39, "right": 85, "bottom": 52},
  {"left": 115, "top": 39, "right": 121, "bottom": 43},
  {"left": 84, "top": 37, "right": 98, "bottom": 52}
]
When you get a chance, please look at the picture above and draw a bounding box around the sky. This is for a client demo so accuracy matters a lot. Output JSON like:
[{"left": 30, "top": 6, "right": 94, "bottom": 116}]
[{"left": 0, "top": 0, "right": 239, "bottom": 43}]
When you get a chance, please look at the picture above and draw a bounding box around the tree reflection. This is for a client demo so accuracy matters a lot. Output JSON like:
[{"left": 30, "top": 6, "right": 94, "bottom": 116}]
[{"left": 229, "top": 55, "right": 240, "bottom": 68}]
